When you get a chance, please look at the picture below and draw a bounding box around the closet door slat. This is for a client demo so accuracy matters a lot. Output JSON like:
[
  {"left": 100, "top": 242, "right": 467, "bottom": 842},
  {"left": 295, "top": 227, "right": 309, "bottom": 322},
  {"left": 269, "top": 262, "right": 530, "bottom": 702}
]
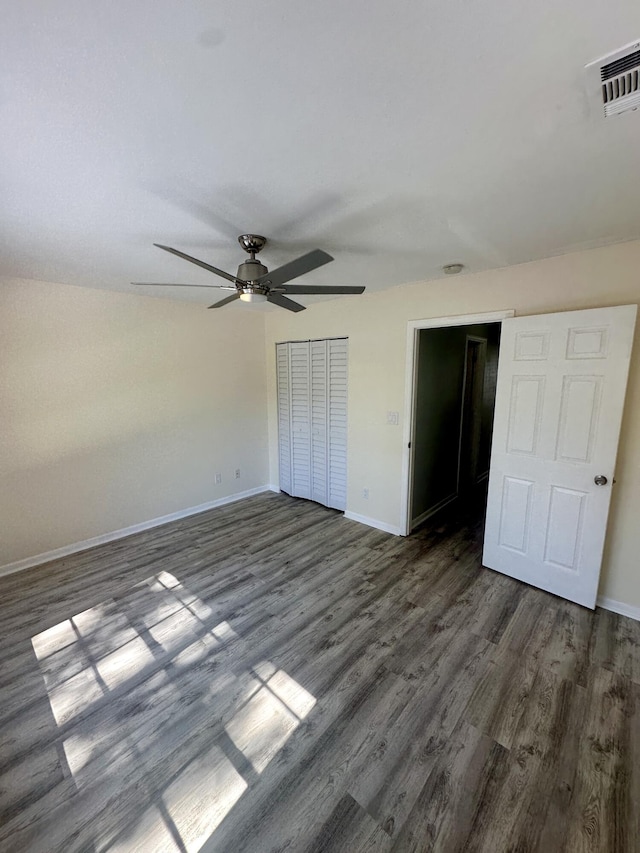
[
  {"left": 310, "top": 339, "right": 328, "bottom": 506},
  {"left": 289, "top": 341, "right": 311, "bottom": 499},
  {"left": 327, "top": 338, "right": 348, "bottom": 511},
  {"left": 276, "top": 343, "right": 292, "bottom": 495}
]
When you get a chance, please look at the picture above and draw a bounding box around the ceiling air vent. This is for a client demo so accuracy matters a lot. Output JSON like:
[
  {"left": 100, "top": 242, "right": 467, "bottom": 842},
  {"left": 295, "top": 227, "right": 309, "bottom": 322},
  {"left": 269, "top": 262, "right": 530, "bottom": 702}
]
[{"left": 586, "top": 40, "right": 640, "bottom": 117}]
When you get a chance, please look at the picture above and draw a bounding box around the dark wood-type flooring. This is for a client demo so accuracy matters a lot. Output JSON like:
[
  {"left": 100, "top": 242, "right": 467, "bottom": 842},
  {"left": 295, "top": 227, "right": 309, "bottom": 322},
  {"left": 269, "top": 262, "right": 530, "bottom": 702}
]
[{"left": 1, "top": 492, "right": 639, "bottom": 852}]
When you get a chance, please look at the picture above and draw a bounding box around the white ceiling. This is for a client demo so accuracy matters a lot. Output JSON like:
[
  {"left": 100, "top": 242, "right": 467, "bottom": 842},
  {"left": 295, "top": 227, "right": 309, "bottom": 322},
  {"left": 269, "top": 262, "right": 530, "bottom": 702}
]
[{"left": 2, "top": 1, "right": 640, "bottom": 307}]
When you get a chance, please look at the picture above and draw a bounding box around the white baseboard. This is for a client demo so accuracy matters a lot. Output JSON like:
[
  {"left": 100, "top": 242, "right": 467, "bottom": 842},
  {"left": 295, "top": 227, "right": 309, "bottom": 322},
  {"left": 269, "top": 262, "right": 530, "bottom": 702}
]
[
  {"left": 0, "top": 485, "right": 273, "bottom": 579},
  {"left": 343, "top": 511, "right": 403, "bottom": 536},
  {"left": 268, "top": 484, "right": 281, "bottom": 493},
  {"left": 596, "top": 595, "right": 640, "bottom": 623}
]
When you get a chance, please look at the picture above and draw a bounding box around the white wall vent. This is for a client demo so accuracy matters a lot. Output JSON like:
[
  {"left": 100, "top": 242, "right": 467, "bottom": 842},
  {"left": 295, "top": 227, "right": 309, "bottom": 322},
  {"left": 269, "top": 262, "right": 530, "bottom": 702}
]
[{"left": 586, "top": 40, "right": 640, "bottom": 117}]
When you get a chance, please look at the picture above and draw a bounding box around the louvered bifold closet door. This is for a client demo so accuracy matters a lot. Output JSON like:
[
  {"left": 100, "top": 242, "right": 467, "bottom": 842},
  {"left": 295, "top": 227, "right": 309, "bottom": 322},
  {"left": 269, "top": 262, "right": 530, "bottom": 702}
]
[
  {"left": 327, "top": 338, "right": 348, "bottom": 511},
  {"left": 277, "top": 337, "right": 348, "bottom": 511},
  {"left": 289, "top": 341, "right": 312, "bottom": 499},
  {"left": 310, "top": 340, "right": 328, "bottom": 506},
  {"left": 276, "top": 343, "right": 292, "bottom": 496}
]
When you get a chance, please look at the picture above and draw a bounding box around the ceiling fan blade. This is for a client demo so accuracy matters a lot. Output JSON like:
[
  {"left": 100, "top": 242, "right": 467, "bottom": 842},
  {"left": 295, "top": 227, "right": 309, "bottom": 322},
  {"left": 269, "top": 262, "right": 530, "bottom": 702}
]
[
  {"left": 256, "top": 249, "right": 333, "bottom": 288},
  {"left": 278, "top": 285, "right": 365, "bottom": 295},
  {"left": 132, "top": 282, "right": 232, "bottom": 289},
  {"left": 208, "top": 293, "right": 241, "bottom": 309},
  {"left": 153, "top": 244, "right": 238, "bottom": 284},
  {"left": 267, "top": 293, "right": 306, "bottom": 312}
]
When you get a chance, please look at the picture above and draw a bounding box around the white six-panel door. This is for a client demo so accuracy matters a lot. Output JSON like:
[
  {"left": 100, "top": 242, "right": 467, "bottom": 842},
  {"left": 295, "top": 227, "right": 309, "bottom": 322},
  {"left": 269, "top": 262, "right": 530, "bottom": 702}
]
[{"left": 483, "top": 305, "right": 637, "bottom": 608}]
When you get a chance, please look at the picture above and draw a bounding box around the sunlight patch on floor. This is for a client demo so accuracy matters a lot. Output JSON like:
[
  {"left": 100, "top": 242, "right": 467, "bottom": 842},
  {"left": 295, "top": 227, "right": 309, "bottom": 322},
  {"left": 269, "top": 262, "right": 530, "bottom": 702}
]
[
  {"left": 31, "top": 618, "right": 77, "bottom": 659},
  {"left": 225, "top": 662, "right": 317, "bottom": 773},
  {"left": 46, "top": 664, "right": 105, "bottom": 726},
  {"left": 163, "top": 743, "right": 248, "bottom": 853},
  {"left": 30, "top": 570, "right": 317, "bottom": 853},
  {"left": 95, "top": 636, "right": 157, "bottom": 690},
  {"left": 106, "top": 804, "right": 182, "bottom": 853},
  {"left": 62, "top": 671, "right": 178, "bottom": 782}
]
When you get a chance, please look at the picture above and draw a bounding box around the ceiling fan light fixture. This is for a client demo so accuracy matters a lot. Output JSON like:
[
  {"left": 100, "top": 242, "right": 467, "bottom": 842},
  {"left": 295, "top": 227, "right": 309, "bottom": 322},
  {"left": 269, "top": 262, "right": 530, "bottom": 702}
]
[{"left": 239, "top": 291, "right": 268, "bottom": 303}]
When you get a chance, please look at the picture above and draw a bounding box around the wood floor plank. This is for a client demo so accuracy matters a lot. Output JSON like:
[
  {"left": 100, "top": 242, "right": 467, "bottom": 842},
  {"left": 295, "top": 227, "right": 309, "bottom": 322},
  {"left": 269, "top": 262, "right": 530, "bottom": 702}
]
[
  {"left": 305, "top": 793, "right": 393, "bottom": 853},
  {"left": 557, "top": 667, "right": 637, "bottom": 852},
  {"left": 462, "top": 645, "right": 539, "bottom": 750},
  {"left": 588, "top": 608, "right": 640, "bottom": 686},
  {"left": 352, "top": 631, "right": 495, "bottom": 840},
  {"left": 1, "top": 492, "right": 639, "bottom": 852},
  {"left": 388, "top": 720, "right": 510, "bottom": 853},
  {"left": 492, "top": 585, "right": 558, "bottom": 662},
  {"left": 477, "top": 667, "right": 586, "bottom": 853},
  {"left": 537, "top": 601, "right": 595, "bottom": 687}
]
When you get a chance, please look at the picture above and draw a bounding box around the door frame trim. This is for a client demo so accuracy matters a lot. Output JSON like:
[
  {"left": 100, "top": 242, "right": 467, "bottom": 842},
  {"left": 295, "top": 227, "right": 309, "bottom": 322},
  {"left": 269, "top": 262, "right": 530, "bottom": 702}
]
[
  {"left": 400, "top": 310, "right": 515, "bottom": 536},
  {"left": 457, "top": 335, "right": 488, "bottom": 495}
]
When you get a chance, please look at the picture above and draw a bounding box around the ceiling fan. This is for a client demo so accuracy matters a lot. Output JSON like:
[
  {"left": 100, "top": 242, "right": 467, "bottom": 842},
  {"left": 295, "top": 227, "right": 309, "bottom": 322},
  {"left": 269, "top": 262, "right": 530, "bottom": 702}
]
[{"left": 132, "top": 235, "right": 365, "bottom": 312}]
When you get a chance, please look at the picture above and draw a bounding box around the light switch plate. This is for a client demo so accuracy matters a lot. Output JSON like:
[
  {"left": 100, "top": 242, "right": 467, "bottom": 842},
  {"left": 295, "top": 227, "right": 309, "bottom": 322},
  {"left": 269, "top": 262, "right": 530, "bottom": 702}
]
[{"left": 387, "top": 411, "right": 399, "bottom": 425}]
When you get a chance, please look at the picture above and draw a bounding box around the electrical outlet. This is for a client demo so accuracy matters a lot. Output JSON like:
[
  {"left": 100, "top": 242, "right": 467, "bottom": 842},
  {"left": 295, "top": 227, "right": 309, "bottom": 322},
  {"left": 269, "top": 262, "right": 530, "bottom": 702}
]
[
  {"left": 363, "top": 488, "right": 369, "bottom": 499},
  {"left": 215, "top": 473, "right": 222, "bottom": 485},
  {"left": 235, "top": 468, "right": 241, "bottom": 479}
]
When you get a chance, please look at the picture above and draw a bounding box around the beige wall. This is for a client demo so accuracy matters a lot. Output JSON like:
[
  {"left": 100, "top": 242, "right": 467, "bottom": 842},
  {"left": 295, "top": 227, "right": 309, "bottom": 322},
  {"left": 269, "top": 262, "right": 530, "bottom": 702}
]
[
  {"left": 265, "top": 239, "right": 640, "bottom": 609},
  {"left": 1, "top": 278, "right": 268, "bottom": 566}
]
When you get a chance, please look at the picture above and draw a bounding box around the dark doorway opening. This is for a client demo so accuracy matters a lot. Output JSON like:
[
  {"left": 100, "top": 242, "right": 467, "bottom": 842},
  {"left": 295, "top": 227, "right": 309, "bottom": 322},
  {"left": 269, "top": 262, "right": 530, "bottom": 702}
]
[{"left": 409, "top": 322, "right": 501, "bottom": 533}]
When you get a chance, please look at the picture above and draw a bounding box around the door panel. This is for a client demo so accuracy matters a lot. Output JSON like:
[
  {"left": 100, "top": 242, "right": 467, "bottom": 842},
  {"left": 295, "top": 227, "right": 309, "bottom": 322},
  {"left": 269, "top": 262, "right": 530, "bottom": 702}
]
[
  {"left": 543, "top": 486, "right": 585, "bottom": 570},
  {"left": 290, "top": 341, "right": 311, "bottom": 499},
  {"left": 506, "top": 376, "right": 545, "bottom": 455},
  {"left": 327, "top": 338, "right": 348, "bottom": 511},
  {"left": 498, "top": 476, "right": 533, "bottom": 553},
  {"left": 276, "top": 343, "right": 292, "bottom": 495},
  {"left": 310, "top": 340, "right": 328, "bottom": 506},
  {"left": 483, "top": 305, "right": 637, "bottom": 608}
]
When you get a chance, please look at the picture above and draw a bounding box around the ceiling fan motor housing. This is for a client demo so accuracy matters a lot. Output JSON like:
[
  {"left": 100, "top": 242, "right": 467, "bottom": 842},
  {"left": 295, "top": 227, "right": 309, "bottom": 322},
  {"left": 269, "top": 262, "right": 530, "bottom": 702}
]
[{"left": 236, "top": 258, "right": 269, "bottom": 285}]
